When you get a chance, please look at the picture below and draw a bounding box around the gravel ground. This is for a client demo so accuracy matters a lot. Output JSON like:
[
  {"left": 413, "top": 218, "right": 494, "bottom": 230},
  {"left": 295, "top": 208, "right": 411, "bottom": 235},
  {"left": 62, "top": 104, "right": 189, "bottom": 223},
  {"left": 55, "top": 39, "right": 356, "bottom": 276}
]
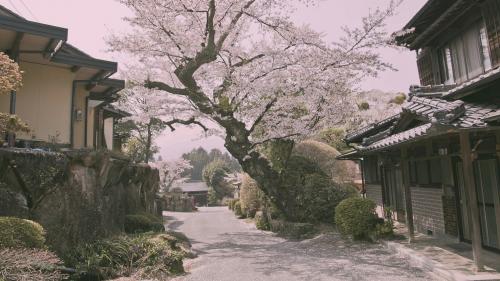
[{"left": 166, "top": 207, "right": 441, "bottom": 281}]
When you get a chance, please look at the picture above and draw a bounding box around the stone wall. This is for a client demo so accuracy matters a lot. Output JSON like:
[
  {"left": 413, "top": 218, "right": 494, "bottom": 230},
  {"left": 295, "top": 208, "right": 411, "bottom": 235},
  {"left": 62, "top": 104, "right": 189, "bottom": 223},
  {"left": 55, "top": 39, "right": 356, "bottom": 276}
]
[{"left": 0, "top": 148, "right": 160, "bottom": 255}]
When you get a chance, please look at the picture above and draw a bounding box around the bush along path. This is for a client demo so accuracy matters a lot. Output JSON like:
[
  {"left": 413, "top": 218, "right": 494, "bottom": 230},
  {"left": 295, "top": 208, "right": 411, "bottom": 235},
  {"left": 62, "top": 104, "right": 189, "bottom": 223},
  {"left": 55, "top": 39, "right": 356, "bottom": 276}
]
[
  {"left": 167, "top": 207, "right": 441, "bottom": 281},
  {"left": 0, "top": 214, "right": 193, "bottom": 281}
]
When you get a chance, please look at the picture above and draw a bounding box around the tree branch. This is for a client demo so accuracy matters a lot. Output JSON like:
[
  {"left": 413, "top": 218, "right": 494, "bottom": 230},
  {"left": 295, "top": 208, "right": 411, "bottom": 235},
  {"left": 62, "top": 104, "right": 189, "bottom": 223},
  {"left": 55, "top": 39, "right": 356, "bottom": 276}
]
[
  {"left": 249, "top": 97, "right": 277, "bottom": 133},
  {"left": 163, "top": 117, "right": 208, "bottom": 132},
  {"left": 250, "top": 133, "right": 300, "bottom": 149},
  {"left": 144, "top": 80, "right": 188, "bottom": 96}
]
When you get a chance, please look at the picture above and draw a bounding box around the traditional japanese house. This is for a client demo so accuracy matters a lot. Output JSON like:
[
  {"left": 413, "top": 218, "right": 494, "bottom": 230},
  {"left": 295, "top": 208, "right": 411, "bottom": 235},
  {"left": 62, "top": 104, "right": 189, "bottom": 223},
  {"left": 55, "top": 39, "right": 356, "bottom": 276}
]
[
  {"left": 338, "top": 0, "right": 500, "bottom": 268},
  {"left": 0, "top": 5, "right": 128, "bottom": 150}
]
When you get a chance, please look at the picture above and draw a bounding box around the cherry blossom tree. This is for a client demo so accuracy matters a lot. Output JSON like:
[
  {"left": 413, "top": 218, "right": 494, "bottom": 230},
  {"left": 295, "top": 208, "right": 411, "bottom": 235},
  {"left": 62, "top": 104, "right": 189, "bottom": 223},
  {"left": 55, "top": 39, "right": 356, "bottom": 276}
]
[
  {"left": 154, "top": 159, "right": 192, "bottom": 192},
  {"left": 117, "top": 81, "right": 206, "bottom": 162},
  {"left": 109, "top": 0, "right": 399, "bottom": 213},
  {"left": 0, "top": 52, "right": 28, "bottom": 144}
]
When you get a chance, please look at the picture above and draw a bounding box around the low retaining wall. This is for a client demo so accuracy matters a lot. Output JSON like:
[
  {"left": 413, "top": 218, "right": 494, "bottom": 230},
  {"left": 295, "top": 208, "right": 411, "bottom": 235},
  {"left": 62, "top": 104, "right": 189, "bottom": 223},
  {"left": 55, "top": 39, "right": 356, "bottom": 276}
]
[{"left": 0, "top": 148, "right": 160, "bottom": 255}]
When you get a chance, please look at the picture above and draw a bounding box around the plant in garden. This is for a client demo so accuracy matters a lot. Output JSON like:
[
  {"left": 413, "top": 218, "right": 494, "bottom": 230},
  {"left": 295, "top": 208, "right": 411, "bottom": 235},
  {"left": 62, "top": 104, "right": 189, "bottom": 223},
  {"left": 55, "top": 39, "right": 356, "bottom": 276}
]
[
  {"left": 0, "top": 52, "right": 22, "bottom": 95},
  {"left": 124, "top": 213, "right": 165, "bottom": 234},
  {"left": 0, "top": 52, "right": 29, "bottom": 141},
  {"left": 335, "top": 197, "right": 378, "bottom": 240},
  {"left": 203, "top": 159, "right": 234, "bottom": 200},
  {"left": 0, "top": 217, "right": 46, "bottom": 249},
  {"left": 233, "top": 201, "right": 244, "bottom": 218},
  {"left": 239, "top": 174, "right": 263, "bottom": 218},
  {"left": 109, "top": 0, "right": 400, "bottom": 214},
  {"left": 67, "top": 233, "right": 186, "bottom": 280}
]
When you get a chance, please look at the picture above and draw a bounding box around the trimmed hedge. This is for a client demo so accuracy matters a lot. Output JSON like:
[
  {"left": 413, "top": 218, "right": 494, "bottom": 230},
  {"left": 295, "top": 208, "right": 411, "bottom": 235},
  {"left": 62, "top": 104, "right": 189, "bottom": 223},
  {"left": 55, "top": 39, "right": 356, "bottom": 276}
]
[
  {"left": 0, "top": 217, "right": 45, "bottom": 249},
  {"left": 335, "top": 197, "right": 378, "bottom": 240},
  {"left": 269, "top": 219, "right": 315, "bottom": 239},
  {"left": 124, "top": 213, "right": 164, "bottom": 234}
]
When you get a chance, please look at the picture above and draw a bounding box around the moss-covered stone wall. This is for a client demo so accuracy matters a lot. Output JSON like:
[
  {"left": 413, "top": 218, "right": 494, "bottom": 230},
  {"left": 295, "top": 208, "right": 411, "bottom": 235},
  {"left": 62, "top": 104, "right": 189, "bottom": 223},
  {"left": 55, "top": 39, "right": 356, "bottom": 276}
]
[{"left": 0, "top": 148, "right": 160, "bottom": 255}]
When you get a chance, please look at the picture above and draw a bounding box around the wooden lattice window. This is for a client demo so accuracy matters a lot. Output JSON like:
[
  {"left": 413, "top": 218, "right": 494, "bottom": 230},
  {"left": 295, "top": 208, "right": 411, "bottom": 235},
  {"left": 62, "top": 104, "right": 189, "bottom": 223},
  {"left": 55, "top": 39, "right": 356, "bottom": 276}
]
[
  {"left": 482, "top": 0, "right": 500, "bottom": 67},
  {"left": 417, "top": 48, "right": 435, "bottom": 86}
]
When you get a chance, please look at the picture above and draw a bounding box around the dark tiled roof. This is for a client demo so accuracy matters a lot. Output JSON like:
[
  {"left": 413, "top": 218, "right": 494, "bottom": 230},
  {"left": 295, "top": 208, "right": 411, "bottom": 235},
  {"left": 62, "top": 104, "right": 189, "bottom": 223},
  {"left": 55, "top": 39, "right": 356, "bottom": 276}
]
[
  {"left": 345, "top": 115, "right": 399, "bottom": 143},
  {"left": 351, "top": 96, "right": 500, "bottom": 152},
  {"left": 405, "top": 96, "right": 500, "bottom": 128},
  {"left": 361, "top": 124, "right": 432, "bottom": 152},
  {"left": 172, "top": 181, "right": 209, "bottom": 193}
]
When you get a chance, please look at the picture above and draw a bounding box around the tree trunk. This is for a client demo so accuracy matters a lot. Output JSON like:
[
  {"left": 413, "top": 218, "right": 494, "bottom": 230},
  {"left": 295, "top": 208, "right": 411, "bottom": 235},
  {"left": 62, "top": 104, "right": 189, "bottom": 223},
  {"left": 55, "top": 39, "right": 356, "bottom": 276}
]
[
  {"left": 145, "top": 122, "right": 152, "bottom": 164},
  {"left": 222, "top": 122, "right": 288, "bottom": 216}
]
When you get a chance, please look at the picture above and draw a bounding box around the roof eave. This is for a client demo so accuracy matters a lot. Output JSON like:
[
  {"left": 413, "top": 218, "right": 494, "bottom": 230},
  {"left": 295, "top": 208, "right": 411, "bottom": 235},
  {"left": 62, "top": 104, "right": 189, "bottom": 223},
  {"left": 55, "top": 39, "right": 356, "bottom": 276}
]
[
  {"left": 0, "top": 15, "right": 67, "bottom": 40},
  {"left": 52, "top": 52, "right": 117, "bottom": 72}
]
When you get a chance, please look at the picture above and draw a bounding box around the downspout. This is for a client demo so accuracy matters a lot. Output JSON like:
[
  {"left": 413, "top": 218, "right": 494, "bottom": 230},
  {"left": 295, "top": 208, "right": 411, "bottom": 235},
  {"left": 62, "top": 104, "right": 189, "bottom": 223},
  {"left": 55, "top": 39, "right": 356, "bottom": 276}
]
[
  {"left": 84, "top": 97, "right": 89, "bottom": 147},
  {"left": 70, "top": 80, "right": 89, "bottom": 148},
  {"left": 359, "top": 158, "right": 366, "bottom": 197}
]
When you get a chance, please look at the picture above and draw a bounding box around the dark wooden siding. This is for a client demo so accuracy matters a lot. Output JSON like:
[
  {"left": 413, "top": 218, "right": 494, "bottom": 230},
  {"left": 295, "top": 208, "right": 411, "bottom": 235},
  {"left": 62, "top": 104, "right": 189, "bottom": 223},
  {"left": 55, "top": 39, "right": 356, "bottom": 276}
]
[
  {"left": 483, "top": 0, "right": 500, "bottom": 67},
  {"left": 417, "top": 48, "right": 436, "bottom": 86}
]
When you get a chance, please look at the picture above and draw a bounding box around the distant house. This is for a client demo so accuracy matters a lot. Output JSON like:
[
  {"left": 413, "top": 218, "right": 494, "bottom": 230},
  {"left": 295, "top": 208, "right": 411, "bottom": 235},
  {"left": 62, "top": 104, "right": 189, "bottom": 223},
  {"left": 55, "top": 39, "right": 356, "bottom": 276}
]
[
  {"left": 171, "top": 181, "right": 209, "bottom": 206},
  {"left": 0, "top": 5, "right": 128, "bottom": 151},
  {"left": 338, "top": 0, "right": 500, "bottom": 268}
]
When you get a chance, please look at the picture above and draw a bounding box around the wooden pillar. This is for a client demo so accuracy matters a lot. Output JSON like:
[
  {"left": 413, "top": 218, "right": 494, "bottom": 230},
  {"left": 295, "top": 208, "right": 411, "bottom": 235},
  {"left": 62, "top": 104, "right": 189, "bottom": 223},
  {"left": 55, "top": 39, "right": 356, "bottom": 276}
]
[
  {"left": 459, "top": 131, "right": 484, "bottom": 271},
  {"left": 401, "top": 147, "right": 415, "bottom": 242},
  {"left": 7, "top": 33, "right": 24, "bottom": 147}
]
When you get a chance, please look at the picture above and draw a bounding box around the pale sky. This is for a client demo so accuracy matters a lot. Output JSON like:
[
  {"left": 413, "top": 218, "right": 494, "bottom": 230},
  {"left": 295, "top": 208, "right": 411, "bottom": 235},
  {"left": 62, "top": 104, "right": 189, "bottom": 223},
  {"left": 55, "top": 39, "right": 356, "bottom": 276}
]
[{"left": 1, "top": 0, "right": 427, "bottom": 159}]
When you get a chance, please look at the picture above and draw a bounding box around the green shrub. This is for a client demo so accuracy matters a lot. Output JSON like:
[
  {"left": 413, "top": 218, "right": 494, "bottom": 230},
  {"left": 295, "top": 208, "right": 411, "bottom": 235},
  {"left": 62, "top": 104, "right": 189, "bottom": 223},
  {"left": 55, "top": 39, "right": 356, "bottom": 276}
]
[
  {"left": 0, "top": 217, "right": 45, "bottom": 249},
  {"left": 335, "top": 197, "right": 378, "bottom": 240},
  {"left": 67, "top": 233, "right": 186, "bottom": 280},
  {"left": 226, "top": 199, "right": 237, "bottom": 210},
  {"left": 255, "top": 211, "right": 270, "bottom": 231},
  {"left": 374, "top": 220, "right": 394, "bottom": 239},
  {"left": 269, "top": 219, "right": 316, "bottom": 239},
  {"left": 278, "top": 156, "right": 354, "bottom": 223},
  {"left": 124, "top": 213, "right": 164, "bottom": 234},
  {"left": 239, "top": 174, "right": 263, "bottom": 218},
  {"left": 233, "top": 201, "right": 244, "bottom": 218}
]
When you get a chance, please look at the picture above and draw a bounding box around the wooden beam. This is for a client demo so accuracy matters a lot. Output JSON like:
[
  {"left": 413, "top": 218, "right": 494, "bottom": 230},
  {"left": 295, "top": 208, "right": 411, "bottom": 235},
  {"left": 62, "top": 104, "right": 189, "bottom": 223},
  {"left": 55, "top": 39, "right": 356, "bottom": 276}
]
[
  {"left": 459, "top": 131, "right": 484, "bottom": 271},
  {"left": 43, "top": 38, "right": 55, "bottom": 58},
  {"left": 410, "top": 0, "right": 478, "bottom": 49},
  {"left": 8, "top": 32, "right": 25, "bottom": 60},
  {"left": 86, "top": 70, "right": 108, "bottom": 90},
  {"left": 401, "top": 147, "right": 415, "bottom": 242},
  {"left": 71, "top": 65, "right": 81, "bottom": 73}
]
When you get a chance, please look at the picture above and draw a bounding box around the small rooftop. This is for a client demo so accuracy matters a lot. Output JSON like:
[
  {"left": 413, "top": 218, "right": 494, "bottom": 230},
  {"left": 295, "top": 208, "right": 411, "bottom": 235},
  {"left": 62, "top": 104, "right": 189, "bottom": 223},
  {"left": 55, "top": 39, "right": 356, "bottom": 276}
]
[{"left": 172, "top": 181, "right": 209, "bottom": 193}]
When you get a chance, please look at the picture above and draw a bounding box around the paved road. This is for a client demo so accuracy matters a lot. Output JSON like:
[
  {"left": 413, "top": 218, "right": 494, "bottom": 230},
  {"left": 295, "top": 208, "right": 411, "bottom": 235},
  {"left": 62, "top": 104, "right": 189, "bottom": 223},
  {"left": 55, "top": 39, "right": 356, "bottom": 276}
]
[{"left": 166, "top": 207, "right": 440, "bottom": 281}]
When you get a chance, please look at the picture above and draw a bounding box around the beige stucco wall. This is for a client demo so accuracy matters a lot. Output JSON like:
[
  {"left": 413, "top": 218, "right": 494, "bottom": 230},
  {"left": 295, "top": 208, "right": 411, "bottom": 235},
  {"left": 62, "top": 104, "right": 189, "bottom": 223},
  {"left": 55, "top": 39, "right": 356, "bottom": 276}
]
[
  {"left": 1, "top": 61, "right": 75, "bottom": 144},
  {"left": 73, "top": 86, "right": 89, "bottom": 148},
  {"left": 104, "top": 117, "right": 114, "bottom": 150}
]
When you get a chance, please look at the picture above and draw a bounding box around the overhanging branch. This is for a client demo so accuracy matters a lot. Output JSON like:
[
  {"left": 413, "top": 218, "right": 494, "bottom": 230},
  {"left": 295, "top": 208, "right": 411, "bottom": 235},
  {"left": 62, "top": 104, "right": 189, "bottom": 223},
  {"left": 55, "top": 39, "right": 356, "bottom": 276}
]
[{"left": 163, "top": 117, "right": 208, "bottom": 132}]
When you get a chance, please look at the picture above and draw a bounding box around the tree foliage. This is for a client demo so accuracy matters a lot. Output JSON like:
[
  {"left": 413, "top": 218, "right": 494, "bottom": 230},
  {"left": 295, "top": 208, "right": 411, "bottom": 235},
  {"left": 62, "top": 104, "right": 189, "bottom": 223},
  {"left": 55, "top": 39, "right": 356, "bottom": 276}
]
[
  {"left": 0, "top": 52, "right": 28, "bottom": 141},
  {"left": 154, "top": 159, "right": 192, "bottom": 192},
  {"left": 0, "top": 52, "right": 22, "bottom": 95},
  {"left": 109, "top": 0, "right": 399, "bottom": 213},
  {"left": 182, "top": 147, "right": 240, "bottom": 180}
]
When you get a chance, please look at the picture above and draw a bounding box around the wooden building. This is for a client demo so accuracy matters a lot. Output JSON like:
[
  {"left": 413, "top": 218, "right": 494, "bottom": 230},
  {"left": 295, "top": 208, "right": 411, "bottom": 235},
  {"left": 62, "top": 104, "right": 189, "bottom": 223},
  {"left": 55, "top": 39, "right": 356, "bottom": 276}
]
[
  {"left": 338, "top": 0, "right": 500, "bottom": 269},
  {"left": 0, "top": 5, "right": 128, "bottom": 150}
]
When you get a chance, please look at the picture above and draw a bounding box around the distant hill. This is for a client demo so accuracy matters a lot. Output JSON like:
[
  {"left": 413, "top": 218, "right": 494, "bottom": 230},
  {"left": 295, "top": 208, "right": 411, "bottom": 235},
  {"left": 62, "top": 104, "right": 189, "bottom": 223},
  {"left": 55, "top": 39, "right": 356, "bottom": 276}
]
[{"left": 353, "top": 89, "right": 406, "bottom": 127}]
